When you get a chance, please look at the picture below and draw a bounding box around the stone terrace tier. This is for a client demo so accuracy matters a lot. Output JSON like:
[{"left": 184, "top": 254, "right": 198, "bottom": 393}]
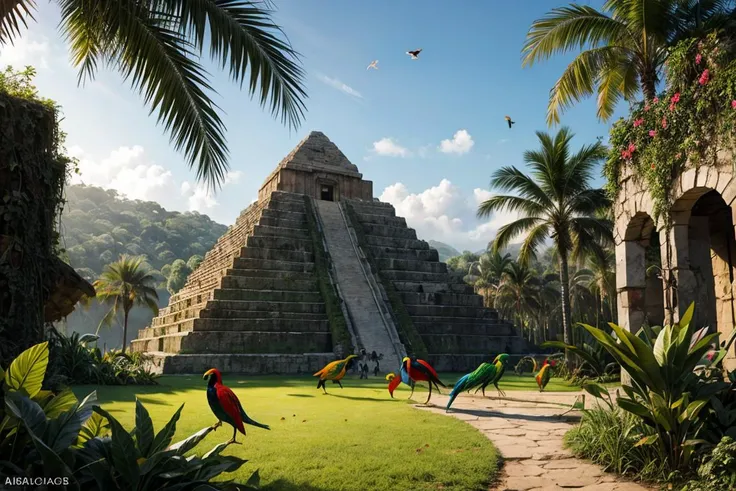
[
  {"left": 130, "top": 191, "right": 334, "bottom": 374},
  {"left": 345, "top": 199, "right": 527, "bottom": 371}
]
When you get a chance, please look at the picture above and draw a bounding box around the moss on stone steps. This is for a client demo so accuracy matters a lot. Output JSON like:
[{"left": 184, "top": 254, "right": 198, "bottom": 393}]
[
  {"left": 343, "top": 201, "right": 429, "bottom": 360},
  {"left": 303, "top": 196, "right": 355, "bottom": 356}
]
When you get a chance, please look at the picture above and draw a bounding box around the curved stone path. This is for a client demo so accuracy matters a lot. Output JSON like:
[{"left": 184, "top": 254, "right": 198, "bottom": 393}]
[{"left": 415, "top": 391, "right": 652, "bottom": 491}]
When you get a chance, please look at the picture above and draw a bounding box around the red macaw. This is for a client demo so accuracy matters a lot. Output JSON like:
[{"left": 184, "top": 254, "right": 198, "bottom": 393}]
[
  {"left": 402, "top": 357, "right": 446, "bottom": 404},
  {"left": 313, "top": 355, "right": 358, "bottom": 393},
  {"left": 204, "top": 368, "right": 270, "bottom": 445}
]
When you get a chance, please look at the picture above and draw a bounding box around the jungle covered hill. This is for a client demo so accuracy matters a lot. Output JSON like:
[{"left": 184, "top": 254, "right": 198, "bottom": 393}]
[{"left": 59, "top": 184, "right": 227, "bottom": 347}]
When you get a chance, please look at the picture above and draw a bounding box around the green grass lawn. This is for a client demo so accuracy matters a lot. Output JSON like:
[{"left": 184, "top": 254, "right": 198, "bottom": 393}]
[{"left": 70, "top": 373, "right": 585, "bottom": 490}]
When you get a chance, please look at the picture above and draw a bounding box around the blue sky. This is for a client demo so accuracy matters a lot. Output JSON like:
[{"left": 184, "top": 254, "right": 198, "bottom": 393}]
[{"left": 0, "top": 1, "right": 625, "bottom": 252}]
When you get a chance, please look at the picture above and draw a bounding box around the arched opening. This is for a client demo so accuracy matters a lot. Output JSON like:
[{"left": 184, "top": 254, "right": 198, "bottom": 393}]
[
  {"left": 683, "top": 189, "right": 736, "bottom": 339},
  {"left": 620, "top": 212, "right": 665, "bottom": 332}
]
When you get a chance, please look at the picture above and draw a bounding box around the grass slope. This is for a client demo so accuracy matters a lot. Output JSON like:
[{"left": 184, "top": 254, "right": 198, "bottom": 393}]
[{"left": 73, "top": 375, "right": 508, "bottom": 490}]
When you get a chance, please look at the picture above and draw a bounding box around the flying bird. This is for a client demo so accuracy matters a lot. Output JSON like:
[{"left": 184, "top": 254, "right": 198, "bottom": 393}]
[
  {"left": 402, "top": 357, "right": 446, "bottom": 404},
  {"left": 473, "top": 353, "right": 510, "bottom": 398},
  {"left": 367, "top": 60, "right": 379, "bottom": 70},
  {"left": 203, "top": 368, "right": 270, "bottom": 445},
  {"left": 386, "top": 362, "right": 416, "bottom": 399},
  {"left": 505, "top": 116, "right": 515, "bottom": 129},
  {"left": 314, "top": 355, "right": 358, "bottom": 394},
  {"left": 536, "top": 359, "right": 555, "bottom": 392},
  {"left": 446, "top": 362, "right": 497, "bottom": 411},
  {"left": 407, "top": 49, "right": 422, "bottom": 60}
]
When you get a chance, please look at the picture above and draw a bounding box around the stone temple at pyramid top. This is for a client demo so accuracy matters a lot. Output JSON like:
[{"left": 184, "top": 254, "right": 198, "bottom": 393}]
[{"left": 258, "top": 131, "right": 373, "bottom": 203}]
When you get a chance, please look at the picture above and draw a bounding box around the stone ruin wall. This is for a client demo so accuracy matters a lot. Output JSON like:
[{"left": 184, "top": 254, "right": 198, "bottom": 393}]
[{"left": 614, "top": 151, "right": 736, "bottom": 371}]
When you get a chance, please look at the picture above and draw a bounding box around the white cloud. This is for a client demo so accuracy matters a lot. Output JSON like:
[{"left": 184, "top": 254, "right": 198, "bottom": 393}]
[
  {"left": 439, "top": 129, "right": 474, "bottom": 155},
  {"left": 316, "top": 74, "right": 362, "bottom": 99},
  {"left": 68, "top": 145, "right": 243, "bottom": 217},
  {"left": 372, "top": 137, "right": 410, "bottom": 157},
  {"left": 0, "top": 34, "right": 51, "bottom": 69},
  {"left": 70, "top": 145, "right": 175, "bottom": 202},
  {"left": 379, "top": 180, "right": 522, "bottom": 252}
]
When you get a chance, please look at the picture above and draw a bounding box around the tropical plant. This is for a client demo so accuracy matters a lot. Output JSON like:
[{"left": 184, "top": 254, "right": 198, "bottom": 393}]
[
  {"left": 541, "top": 334, "right": 618, "bottom": 382},
  {"left": 581, "top": 303, "right": 731, "bottom": 472},
  {"left": 468, "top": 252, "right": 513, "bottom": 308},
  {"left": 0, "top": 341, "right": 255, "bottom": 489},
  {"left": 495, "top": 261, "right": 541, "bottom": 343},
  {"left": 684, "top": 436, "right": 736, "bottom": 491},
  {"left": 478, "top": 128, "right": 612, "bottom": 364},
  {"left": 522, "top": 0, "right": 736, "bottom": 125},
  {"left": 0, "top": 0, "right": 307, "bottom": 188},
  {"left": 94, "top": 255, "right": 160, "bottom": 353}
]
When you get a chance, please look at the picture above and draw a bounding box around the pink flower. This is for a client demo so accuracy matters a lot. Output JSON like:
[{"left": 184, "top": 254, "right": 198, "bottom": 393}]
[
  {"left": 696, "top": 53, "right": 702, "bottom": 65},
  {"left": 633, "top": 118, "right": 644, "bottom": 127},
  {"left": 653, "top": 97, "right": 659, "bottom": 103},
  {"left": 671, "top": 92, "right": 680, "bottom": 103},
  {"left": 662, "top": 117, "right": 668, "bottom": 129},
  {"left": 699, "top": 69, "right": 710, "bottom": 85},
  {"left": 669, "top": 103, "right": 676, "bottom": 111},
  {"left": 644, "top": 104, "right": 651, "bottom": 112},
  {"left": 675, "top": 152, "right": 682, "bottom": 159},
  {"left": 731, "top": 100, "right": 736, "bottom": 109},
  {"left": 649, "top": 130, "right": 657, "bottom": 137},
  {"left": 628, "top": 142, "right": 636, "bottom": 153}
]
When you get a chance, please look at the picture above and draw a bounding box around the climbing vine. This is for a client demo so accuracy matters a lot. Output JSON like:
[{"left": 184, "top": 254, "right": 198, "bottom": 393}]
[
  {"left": 0, "top": 66, "right": 76, "bottom": 365},
  {"left": 604, "top": 33, "right": 736, "bottom": 222}
]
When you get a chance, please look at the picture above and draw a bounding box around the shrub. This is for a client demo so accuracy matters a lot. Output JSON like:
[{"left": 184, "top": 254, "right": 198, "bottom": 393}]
[
  {"left": 47, "top": 327, "right": 159, "bottom": 386},
  {"left": 0, "top": 341, "right": 257, "bottom": 490},
  {"left": 683, "top": 436, "right": 736, "bottom": 491},
  {"left": 565, "top": 406, "right": 669, "bottom": 481},
  {"left": 581, "top": 303, "right": 735, "bottom": 476}
]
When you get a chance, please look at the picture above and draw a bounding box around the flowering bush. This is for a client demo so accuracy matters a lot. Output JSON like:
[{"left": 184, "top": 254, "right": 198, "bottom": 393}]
[{"left": 604, "top": 32, "right": 736, "bottom": 221}]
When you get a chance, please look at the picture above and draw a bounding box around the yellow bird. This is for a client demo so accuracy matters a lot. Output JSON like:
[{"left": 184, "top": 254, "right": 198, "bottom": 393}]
[{"left": 313, "top": 355, "right": 358, "bottom": 394}]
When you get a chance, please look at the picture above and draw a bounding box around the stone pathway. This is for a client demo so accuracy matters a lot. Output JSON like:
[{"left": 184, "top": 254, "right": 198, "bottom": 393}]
[{"left": 415, "top": 391, "right": 652, "bottom": 491}]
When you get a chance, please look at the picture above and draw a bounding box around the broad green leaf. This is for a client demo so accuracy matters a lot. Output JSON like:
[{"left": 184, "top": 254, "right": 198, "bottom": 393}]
[
  {"left": 26, "top": 429, "right": 79, "bottom": 488},
  {"left": 203, "top": 442, "right": 231, "bottom": 460},
  {"left": 652, "top": 324, "right": 672, "bottom": 366},
  {"left": 610, "top": 323, "right": 666, "bottom": 391},
  {"left": 43, "top": 389, "right": 78, "bottom": 419},
  {"left": 5, "top": 342, "right": 49, "bottom": 398},
  {"left": 245, "top": 469, "right": 261, "bottom": 488},
  {"left": 678, "top": 399, "right": 709, "bottom": 423},
  {"left": 94, "top": 406, "right": 140, "bottom": 487},
  {"left": 78, "top": 333, "right": 99, "bottom": 344},
  {"left": 5, "top": 393, "right": 47, "bottom": 437},
  {"left": 150, "top": 403, "right": 184, "bottom": 455},
  {"left": 46, "top": 391, "right": 97, "bottom": 453},
  {"left": 167, "top": 425, "right": 213, "bottom": 456},
  {"left": 582, "top": 383, "right": 610, "bottom": 405},
  {"left": 617, "top": 397, "right": 653, "bottom": 421},
  {"left": 634, "top": 434, "right": 659, "bottom": 447},
  {"left": 679, "top": 302, "right": 695, "bottom": 331},
  {"left": 135, "top": 398, "right": 155, "bottom": 457},
  {"left": 77, "top": 411, "right": 109, "bottom": 446}
]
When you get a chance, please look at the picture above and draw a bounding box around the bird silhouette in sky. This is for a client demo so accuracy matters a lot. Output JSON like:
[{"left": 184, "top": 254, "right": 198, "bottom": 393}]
[
  {"left": 367, "top": 60, "right": 379, "bottom": 70},
  {"left": 505, "top": 116, "right": 515, "bottom": 128},
  {"left": 407, "top": 49, "right": 422, "bottom": 60}
]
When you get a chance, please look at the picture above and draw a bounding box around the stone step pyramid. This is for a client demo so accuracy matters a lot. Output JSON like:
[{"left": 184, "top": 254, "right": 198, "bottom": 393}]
[{"left": 131, "top": 131, "right": 528, "bottom": 374}]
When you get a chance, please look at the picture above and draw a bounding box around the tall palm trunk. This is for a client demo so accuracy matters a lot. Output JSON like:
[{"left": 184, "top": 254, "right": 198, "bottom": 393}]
[
  {"left": 558, "top": 249, "right": 573, "bottom": 367},
  {"left": 122, "top": 309, "right": 129, "bottom": 354}
]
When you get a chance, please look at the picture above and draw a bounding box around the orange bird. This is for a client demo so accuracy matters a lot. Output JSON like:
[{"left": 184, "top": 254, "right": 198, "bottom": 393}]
[
  {"left": 203, "top": 368, "right": 270, "bottom": 445},
  {"left": 536, "top": 359, "right": 555, "bottom": 392}
]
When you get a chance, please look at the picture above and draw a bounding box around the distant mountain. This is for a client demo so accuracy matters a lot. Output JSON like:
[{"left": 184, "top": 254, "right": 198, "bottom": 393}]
[
  {"left": 427, "top": 240, "right": 461, "bottom": 262},
  {"left": 60, "top": 184, "right": 227, "bottom": 348},
  {"left": 474, "top": 243, "right": 522, "bottom": 259}
]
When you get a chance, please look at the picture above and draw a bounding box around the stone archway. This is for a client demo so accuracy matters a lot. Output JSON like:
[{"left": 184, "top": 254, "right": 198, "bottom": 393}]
[
  {"left": 670, "top": 187, "right": 736, "bottom": 362},
  {"left": 616, "top": 212, "right": 665, "bottom": 333}
]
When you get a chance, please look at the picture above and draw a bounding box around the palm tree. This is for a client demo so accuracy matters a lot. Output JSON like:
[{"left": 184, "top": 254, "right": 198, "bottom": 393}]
[
  {"left": 585, "top": 250, "right": 617, "bottom": 325},
  {"left": 468, "top": 251, "right": 513, "bottom": 307},
  {"left": 94, "top": 255, "right": 159, "bottom": 353},
  {"left": 496, "top": 261, "right": 541, "bottom": 343},
  {"left": 522, "top": 0, "right": 736, "bottom": 125},
  {"left": 478, "top": 128, "right": 612, "bottom": 365},
  {"left": 0, "top": 1, "right": 307, "bottom": 188}
]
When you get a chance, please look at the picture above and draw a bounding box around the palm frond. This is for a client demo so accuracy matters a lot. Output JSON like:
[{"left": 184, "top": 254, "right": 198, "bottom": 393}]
[
  {"left": 477, "top": 194, "right": 546, "bottom": 220},
  {"left": 493, "top": 217, "right": 543, "bottom": 254},
  {"left": 0, "top": 0, "right": 34, "bottom": 45},
  {"left": 522, "top": 4, "right": 630, "bottom": 67},
  {"left": 518, "top": 223, "right": 551, "bottom": 266}
]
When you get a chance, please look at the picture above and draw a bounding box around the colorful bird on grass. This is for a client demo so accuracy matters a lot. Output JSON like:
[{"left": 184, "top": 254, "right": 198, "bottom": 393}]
[
  {"left": 203, "top": 368, "right": 270, "bottom": 445},
  {"left": 401, "top": 357, "right": 446, "bottom": 404},
  {"left": 386, "top": 361, "right": 416, "bottom": 399},
  {"left": 473, "top": 353, "right": 510, "bottom": 397},
  {"left": 314, "top": 355, "right": 358, "bottom": 394},
  {"left": 536, "top": 359, "right": 555, "bottom": 392},
  {"left": 446, "top": 361, "right": 496, "bottom": 411}
]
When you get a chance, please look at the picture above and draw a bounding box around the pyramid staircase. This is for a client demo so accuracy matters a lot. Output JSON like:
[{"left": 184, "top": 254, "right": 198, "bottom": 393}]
[{"left": 345, "top": 199, "right": 528, "bottom": 371}]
